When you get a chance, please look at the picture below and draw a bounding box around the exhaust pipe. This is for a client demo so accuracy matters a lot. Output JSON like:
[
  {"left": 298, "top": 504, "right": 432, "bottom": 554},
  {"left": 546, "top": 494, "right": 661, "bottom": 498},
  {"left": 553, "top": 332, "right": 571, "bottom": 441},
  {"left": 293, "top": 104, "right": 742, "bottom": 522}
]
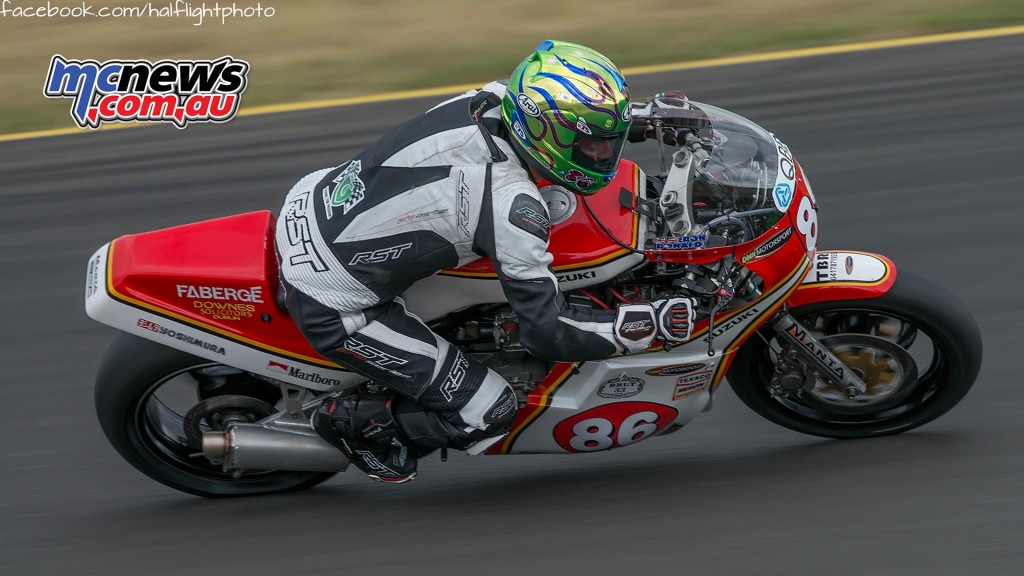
[{"left": 202, "top": 423, "right": 349, "bottom": 472}]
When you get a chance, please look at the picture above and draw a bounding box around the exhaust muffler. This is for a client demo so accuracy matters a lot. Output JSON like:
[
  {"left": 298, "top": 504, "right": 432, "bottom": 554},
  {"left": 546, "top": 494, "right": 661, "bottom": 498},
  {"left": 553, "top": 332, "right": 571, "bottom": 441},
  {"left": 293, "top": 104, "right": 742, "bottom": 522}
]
[{"left": 202, "top": 423, "right": 349, "bottom": 472}]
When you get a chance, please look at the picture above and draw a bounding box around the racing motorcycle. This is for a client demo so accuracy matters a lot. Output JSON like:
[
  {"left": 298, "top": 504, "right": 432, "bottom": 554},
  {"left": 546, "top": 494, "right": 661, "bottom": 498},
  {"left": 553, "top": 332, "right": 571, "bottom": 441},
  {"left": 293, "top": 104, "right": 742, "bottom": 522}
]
[{"left": 85, "top": 95, "right": 983, "bottom": 497}]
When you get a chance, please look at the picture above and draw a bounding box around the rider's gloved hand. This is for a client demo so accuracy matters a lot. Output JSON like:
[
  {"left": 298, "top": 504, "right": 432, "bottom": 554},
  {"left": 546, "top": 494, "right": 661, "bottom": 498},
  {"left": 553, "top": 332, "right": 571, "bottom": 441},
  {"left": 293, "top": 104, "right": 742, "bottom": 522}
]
[
  {"left": 652, "top": 297, "right": 695, "bottom": 343},
  {"left": 613, "top": 297, "right": 696, "bottom": 352}
]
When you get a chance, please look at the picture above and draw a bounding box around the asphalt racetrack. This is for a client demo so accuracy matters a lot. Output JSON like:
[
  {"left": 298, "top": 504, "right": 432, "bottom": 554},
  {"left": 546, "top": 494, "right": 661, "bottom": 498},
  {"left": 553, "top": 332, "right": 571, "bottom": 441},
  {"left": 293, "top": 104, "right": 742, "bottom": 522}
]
[{"left": 3, "top": 34, "right": 1023, "bottom": 575}]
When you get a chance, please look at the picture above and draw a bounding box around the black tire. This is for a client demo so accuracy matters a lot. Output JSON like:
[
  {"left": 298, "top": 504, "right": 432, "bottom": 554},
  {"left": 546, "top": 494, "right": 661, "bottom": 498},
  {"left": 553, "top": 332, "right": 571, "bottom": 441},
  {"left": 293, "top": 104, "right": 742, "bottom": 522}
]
[
  {"left": 95, "top": 333, "right": 336, "bottom": 497},
  {"left": 728, "top": 269, "right": 982, "bottom": 439}
]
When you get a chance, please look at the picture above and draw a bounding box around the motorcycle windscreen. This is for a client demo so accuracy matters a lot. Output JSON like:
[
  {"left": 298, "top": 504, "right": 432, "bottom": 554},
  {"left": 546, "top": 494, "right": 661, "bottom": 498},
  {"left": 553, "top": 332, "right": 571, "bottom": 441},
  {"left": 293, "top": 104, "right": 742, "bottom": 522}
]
[{"left": 687, "top": 101, "right": 788, "bottom": 244}]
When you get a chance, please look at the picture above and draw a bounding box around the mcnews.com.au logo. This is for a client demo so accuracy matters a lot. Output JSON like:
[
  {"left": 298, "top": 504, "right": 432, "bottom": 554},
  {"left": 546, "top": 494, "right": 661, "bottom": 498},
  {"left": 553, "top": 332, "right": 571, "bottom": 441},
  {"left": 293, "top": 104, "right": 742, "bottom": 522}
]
[{"left": 43, "top": 55, "right": 249, "bottom": 129}]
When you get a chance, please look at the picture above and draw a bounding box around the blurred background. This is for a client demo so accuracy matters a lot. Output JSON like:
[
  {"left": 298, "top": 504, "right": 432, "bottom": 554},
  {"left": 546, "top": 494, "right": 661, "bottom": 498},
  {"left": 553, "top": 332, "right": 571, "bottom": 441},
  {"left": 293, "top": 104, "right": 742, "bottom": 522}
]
[
  {"left": 1, "top": 0, "right": 1022, "bottom": 134},
  {"left": 2, "top": 3, "right": 1023, "bottom": 575}
]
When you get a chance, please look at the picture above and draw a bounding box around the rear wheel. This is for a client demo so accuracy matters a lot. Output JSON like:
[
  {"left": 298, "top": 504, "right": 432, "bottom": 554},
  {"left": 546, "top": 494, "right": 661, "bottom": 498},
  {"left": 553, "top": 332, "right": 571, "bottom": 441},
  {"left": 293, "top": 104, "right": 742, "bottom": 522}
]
[
  {"left": 95, "top": 333, "right": 336, "bottom": 497},
  {"left": 728, "top": 269, "right": 982, "bottom": 438}
]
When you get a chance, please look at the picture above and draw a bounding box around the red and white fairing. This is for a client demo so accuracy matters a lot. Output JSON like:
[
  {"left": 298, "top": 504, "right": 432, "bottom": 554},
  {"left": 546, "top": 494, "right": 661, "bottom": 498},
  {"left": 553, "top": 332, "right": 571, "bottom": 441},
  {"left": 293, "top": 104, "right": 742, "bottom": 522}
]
[
  {"left": 85, "top": 212, "right": 362, "bottom": 391},
  {"left": 486, "top": 152, "right": 891, "bottom": 455},
  {"left": 85, "top": 145, "right": 896, "bottom": 456}
]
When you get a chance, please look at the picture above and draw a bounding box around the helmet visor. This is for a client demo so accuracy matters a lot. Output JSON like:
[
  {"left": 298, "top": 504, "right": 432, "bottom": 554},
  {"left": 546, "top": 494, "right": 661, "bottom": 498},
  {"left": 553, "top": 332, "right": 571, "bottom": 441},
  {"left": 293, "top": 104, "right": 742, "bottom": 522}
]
[{"left": 571, "top": 131, "right": 626, "bottom": 177}]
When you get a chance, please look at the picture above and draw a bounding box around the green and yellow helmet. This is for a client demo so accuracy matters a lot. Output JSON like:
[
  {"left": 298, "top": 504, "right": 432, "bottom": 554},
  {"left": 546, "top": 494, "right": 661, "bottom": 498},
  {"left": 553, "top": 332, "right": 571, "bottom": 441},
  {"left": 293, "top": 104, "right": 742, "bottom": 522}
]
[{"left": 501, "top": 40, "right": 631, "bottom": 195}]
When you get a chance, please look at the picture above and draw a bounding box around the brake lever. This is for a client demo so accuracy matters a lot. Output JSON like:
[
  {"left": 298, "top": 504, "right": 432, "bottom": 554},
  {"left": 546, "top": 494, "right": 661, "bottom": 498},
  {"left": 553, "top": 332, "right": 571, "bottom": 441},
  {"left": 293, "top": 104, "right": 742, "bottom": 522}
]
[{"left": 705, "top": 279, "right": 735, "bottom": 357}]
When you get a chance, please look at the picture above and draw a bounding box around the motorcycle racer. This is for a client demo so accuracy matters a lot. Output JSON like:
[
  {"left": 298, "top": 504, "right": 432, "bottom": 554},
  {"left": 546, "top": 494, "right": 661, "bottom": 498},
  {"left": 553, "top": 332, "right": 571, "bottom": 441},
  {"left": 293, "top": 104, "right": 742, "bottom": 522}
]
[{"left": 276, "top": 40, "right": 695, "bottom": 483}]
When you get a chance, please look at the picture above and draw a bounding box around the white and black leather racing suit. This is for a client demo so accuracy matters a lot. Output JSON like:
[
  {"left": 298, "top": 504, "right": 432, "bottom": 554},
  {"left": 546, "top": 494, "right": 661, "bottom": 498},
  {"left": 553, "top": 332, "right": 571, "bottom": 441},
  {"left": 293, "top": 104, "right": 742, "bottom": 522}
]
[{"left": 275, "top": 82, "right": 653, "bottom": 479}]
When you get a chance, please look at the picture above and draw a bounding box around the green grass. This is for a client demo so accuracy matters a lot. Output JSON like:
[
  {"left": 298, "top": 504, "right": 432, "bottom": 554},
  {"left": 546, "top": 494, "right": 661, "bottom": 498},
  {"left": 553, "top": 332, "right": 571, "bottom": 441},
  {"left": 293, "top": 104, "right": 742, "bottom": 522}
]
[{"left": 1, "top": 0, "right": 1021, "bottom": 135}]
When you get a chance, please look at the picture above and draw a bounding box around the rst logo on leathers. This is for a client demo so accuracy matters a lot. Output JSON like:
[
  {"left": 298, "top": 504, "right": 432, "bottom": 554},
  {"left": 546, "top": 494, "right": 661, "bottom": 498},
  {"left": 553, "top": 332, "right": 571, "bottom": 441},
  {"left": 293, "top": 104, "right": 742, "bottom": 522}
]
[
  {"left": 348, "top": 243, "right": 413, "bottom": 265},
  {"left": 457, "top": 171, "right": 472, "bottom": 240},
  {"left": 283, "top": 189, "right": 328, "bottom": 272},
  {"left": 338, "top": 338, "right": 406, "bottom": 366},
  {"left": 488, "top": 391, "right": 517, "bottom": 421},
  {"left": 441, "top": 354, "right": 469, "bottom": 402},
  {"left": 509, "top": 194, "right": 549, "bottom": 241},
  {"left": 336, "top": 338, "right": 412, "bottom": 380}
]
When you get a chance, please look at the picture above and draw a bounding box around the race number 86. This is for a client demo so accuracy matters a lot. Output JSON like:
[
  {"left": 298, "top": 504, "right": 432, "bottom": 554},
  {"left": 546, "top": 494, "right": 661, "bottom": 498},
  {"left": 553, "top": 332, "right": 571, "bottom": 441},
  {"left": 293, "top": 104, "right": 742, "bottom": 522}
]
[{"left": 553, "top": 402, "right": 678, "bottom": 453}]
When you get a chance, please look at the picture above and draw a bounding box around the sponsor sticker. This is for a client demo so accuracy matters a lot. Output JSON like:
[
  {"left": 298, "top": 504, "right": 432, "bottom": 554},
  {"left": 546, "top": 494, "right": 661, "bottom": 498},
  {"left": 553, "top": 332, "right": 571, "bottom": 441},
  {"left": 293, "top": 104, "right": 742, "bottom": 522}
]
[
  {"left": 805, "top": 252, "right": 887, "bottom": 284},
  {"left": 176, "top": 284, "right": 263, "bottom": 321},
  {"left": 322, "top": 160, "right": 365, "bottom": 218},
  {"left": 555, "top": 270, "right": 596, "bottom": 283},
  {"left": 772, "top": 133, "right": 797, "bottom": 213},
  {"left": 782, "top": 320, "right": 845, "bottom": 381},
  {"left": 517, "top": 93, "right": 540, "bottom": 117},
  {"left": 598, "top": 375, "right": 645, "bottom": 399},
  {"left": 86, "top": 253, "right": 101, "bottom": 298},
  {"left": 136, "top": 318, "right": 226, "bottom": 355},
  {"left": 645, "top": 363, "right": 706, "bottom": 377},
  {"left": 654, "top": 235, "right": 706, "bottom": 250},
  {"left": 740, "top": 227, "right": 793, "bottom": 265},
  {"left": 266, "top": 360, "right": 342, "bottom": 386},
  {"left": 513, "top": 120, "right": 527, "bottom": 142},
  {"left": 773, "top": 183, "right": 793, "bottom": 212},
  {"left": 176, "top": 284, "right": 263, "bottom": 302},
  {"left": 576, "top": 117, "right": 592, "bottom": 135},
  {"left": 190, "top": 301, "right": 257, "bottom": 321},
  {"left": 44, "top": 55, "right": 248, "bottom": 129},
  {"left": 672, "top": 370, "right": 712, "bottom": 400},
  {"left": 701, "top": 306, "right": 760, "bottom": 343}
]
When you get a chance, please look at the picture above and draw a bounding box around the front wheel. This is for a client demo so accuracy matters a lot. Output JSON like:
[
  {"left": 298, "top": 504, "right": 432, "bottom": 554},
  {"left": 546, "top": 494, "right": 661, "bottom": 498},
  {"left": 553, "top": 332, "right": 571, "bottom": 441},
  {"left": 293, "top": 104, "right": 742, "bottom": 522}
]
[
  {"left": 95, "top": 333, "right": 337, "bottom": 497},
  {"left": 728, "top": 269, "right": 982, "bottom": 439}
]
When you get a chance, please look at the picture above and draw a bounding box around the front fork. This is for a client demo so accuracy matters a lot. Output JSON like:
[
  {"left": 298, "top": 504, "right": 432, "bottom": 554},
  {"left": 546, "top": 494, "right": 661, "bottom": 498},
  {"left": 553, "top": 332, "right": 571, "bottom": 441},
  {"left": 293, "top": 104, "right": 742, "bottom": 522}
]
[{"left": 769, "top": 313, "right": 868, "bottom": 398}]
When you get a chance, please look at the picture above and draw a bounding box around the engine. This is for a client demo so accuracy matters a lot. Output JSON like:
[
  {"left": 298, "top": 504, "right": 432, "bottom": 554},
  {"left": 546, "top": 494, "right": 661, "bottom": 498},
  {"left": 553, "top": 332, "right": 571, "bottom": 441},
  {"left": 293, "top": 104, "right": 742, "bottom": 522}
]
[{"left": 432, "top": 236, "right": 763, "bottom": 398}]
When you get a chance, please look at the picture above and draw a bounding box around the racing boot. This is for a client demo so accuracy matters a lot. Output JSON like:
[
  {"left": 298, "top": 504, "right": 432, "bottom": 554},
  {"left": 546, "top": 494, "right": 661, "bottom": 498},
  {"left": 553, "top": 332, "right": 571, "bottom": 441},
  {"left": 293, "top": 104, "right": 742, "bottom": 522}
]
[
  {"left": 391, "top": 394, "right": 515, "bottom": 451},
  {"left": 312, "top": 392, "right": 417, "bottom": 483}
]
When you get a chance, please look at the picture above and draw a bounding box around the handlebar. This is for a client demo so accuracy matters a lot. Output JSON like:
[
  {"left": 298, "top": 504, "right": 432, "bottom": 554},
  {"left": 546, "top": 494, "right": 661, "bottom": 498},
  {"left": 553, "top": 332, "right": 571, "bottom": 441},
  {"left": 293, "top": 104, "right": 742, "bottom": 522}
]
[{"left": 628, "top": 104, "right": 713, "bottom": 164}]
